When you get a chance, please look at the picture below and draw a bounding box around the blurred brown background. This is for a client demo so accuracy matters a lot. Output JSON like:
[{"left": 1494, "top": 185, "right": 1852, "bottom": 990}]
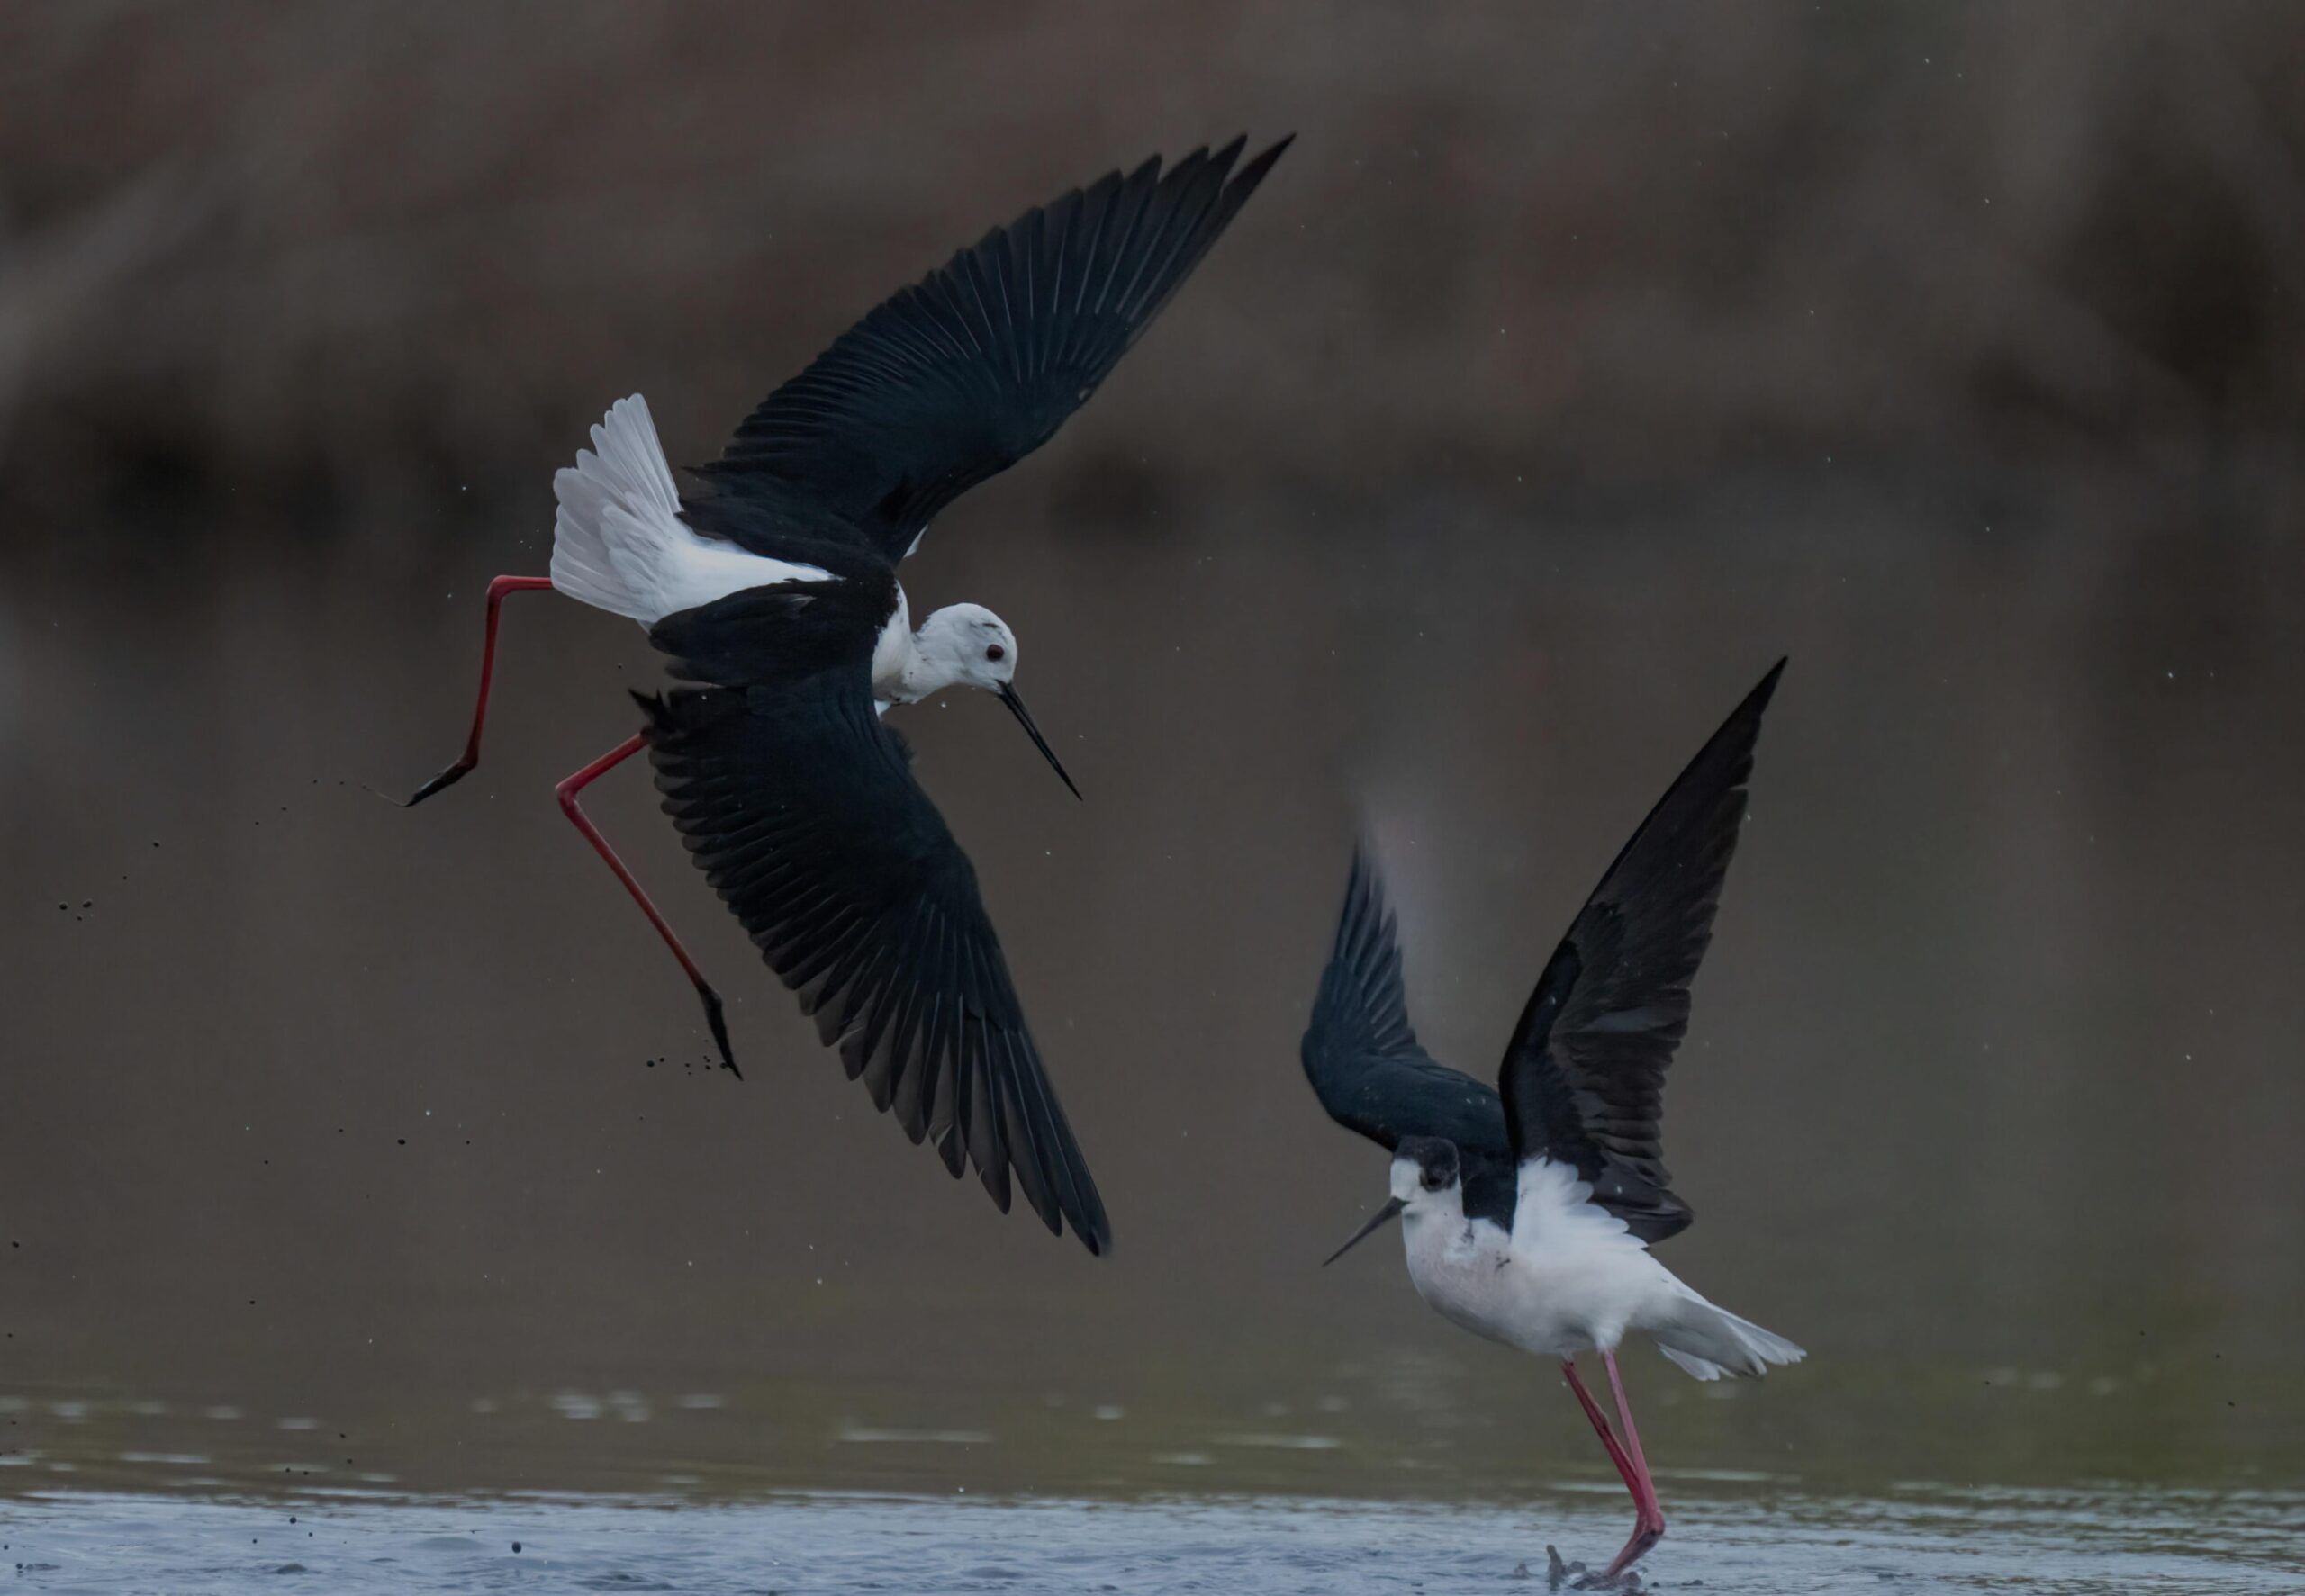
[{"left": 1, "top": 2, "right": 2300, "bottom": 1497}]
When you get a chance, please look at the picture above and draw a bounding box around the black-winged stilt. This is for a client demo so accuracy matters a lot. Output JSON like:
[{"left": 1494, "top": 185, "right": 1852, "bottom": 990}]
[
  {"left": 1306, "top": 661, "right": 1800, "bottom": 1582},
  {"left": 401, "top": 139, "right": 1289, "bottom": 1253}
]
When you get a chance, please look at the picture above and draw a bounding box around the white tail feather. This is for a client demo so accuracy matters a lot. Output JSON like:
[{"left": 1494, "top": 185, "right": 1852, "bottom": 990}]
[
  {"left": 1652, "top": 1294, "right": 1806, "bottom": 1382},
  {"left": 550, "top": 394, "right": 827, "bottom": 625}
]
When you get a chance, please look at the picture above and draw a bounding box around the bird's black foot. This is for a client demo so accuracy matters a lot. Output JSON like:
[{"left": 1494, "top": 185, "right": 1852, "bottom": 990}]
[
  {"left": 698, "top": 984, "right": 741, "bottom": 1079},
  {"left": 400, "top": 761, "right": 475, "bottom": 807},
  {"left": 1597, "top": 1517, "right": 1662, "bottom": 1586},
  {"left": 1547, "top": 1546, "right": 1643, "bottom": 1592}
]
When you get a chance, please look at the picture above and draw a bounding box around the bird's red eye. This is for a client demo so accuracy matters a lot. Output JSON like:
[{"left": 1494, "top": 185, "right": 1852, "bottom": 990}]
[{"left": 985, "top": 644, "right": 1005, "bottom": 662}]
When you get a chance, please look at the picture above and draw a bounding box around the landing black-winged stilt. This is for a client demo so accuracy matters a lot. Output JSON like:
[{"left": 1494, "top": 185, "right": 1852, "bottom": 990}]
[
  {"left": 1306, "top": 661, "right": 1801, "bottom": 1582},
  {"left": 402, "top": 138, "right": 1290, "bottom": 1253}
]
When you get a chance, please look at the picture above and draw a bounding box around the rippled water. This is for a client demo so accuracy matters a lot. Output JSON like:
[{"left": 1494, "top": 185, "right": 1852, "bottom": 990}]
[
  {"left": 5, "top": 1376, "right": 2302, "bottom": 1594},
  {"left": 5, "top": 1485, "right": 2301, "bottom": 1594}
]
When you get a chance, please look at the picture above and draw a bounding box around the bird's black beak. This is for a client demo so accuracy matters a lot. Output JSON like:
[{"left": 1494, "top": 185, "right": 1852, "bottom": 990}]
[
  {"left": 997, "top": 682, "right": 1082, "bottom": 801},
  {"left": 1322, "top": 1195, "right": 1406, "bottom": 1267}
]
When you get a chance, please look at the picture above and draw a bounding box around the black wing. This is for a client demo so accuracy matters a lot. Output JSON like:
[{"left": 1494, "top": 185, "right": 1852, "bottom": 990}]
[
  {"left": 1497, "top": 660, "right": 1785, "bottom": 1244},
  {"left": 1301, "top": 846, "right": 1516, "bottom": 1222},
  {"left": 689, "top": 136, "right": 1290, "bottom": 563},
  {"left": 641, "top": 589, "right": 1110, "bottom": 1255}
]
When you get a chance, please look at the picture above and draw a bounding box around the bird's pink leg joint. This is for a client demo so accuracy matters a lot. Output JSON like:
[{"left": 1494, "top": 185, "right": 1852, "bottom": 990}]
[{"left": 402, "top": 574, "right": 556, "bottom": 806}]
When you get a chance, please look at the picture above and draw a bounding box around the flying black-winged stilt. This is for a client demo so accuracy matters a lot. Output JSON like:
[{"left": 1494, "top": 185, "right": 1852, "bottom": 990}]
[
  {"left": 401, "top": 138, "right": 1290, "bottom": 1253},
  {"left": 1306, "top": 661, "right": 1801, "bottom": 1582}
]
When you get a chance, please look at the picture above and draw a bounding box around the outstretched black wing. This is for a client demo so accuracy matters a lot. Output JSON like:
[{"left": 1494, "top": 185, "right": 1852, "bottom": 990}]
[
  {"left": 690, "top": 137, "right": 1290, "bottom": 563},
  {"left": 1301, "top": 846, "right": 1516, "bottom": 1222},
  {"left": 641, "top": 588, "right": 1109, "bottom": 1255},
  {"left": 1497, "top": 660, "right": 1786, "bottom": 1244}
]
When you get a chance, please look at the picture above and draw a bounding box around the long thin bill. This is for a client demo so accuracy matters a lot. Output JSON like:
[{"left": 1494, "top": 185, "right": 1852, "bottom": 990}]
[
  {"left": 997, "top": 683, "right": 1082, "bottom": 800},
  {"left": 1322, "top": 1195, "right": 1406, "bottom": 1266}
]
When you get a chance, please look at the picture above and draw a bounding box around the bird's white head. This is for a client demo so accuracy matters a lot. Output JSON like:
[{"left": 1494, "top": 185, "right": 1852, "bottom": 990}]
[
  {"left": 911, "top": 602, "right": 1019, "bottom": 694},
  {"left": 1325, "top": 1136, "right": 1460, "bottom": 1265},
  {"left": 907, "top": 603, "right": 1080, "bottom": 800}
]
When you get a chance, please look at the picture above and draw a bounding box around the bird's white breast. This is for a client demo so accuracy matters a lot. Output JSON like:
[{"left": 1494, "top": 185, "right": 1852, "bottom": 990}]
[
  {"left": 1400, "top": 1210, "right": 1541, "bottom": 1350},
  {"left": 1401, "top": 1165, "right": 1685, "bottom": 1359}
]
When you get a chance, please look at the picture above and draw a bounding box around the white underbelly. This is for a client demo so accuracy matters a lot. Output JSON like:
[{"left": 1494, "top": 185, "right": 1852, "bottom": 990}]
[{"left": 1403, "top": 1215, "right": 1614, "bottom": 1358}]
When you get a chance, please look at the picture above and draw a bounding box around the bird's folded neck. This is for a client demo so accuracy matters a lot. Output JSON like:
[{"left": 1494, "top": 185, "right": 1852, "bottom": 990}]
[{"left": 881, "top": 640, "right": 948, "bottom": 706}]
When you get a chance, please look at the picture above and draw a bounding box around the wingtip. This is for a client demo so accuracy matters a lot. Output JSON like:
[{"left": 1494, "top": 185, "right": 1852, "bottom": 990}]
[
  {"left": 1345, "top": 834, "right": 1389, "bottom": 912},
  {"left": 1125, "top": 133, "right": 1289, "bottom": 193},
  {"left": 1320, "top": 839, "right": 1412, "bottom": 1032},
  {"left": 1021, "top": 1175, "right": 1109, "bottom": 1258},
  {"left": 1061, "top": 1172, "right": 1113, "bottom": 1258},
  {"left": 1232, "top": 133, "right": 1294, "bottom": 192},
  {"left": 1741, "top": 656, "right": 1789, "bottom": 718},
  {"left": 1049, "top": 1140, "right": 1113, "bottom": 1258}
]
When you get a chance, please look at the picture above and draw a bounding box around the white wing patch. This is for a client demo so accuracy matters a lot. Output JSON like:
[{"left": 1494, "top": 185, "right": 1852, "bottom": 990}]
[{"left": 551, "top": 394, "right": 830, "bottom": 626}]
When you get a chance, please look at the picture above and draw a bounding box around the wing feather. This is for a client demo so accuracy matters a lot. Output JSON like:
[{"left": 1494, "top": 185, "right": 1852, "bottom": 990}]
[
  {"left": 642, "top": 593, "right": 1109, "bottom": 1255},
  {"left": 1298, "top": 847, "right": 1517, "bottom": 1222},
  {"left": 1496, "top": 660, "right": 1786, "bottom": 1244},
  {"left": 691, "top": 139, "right": 1289, "bottom": 562}
]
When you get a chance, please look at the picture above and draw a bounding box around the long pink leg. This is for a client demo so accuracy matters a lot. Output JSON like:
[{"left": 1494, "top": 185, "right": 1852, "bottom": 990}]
[
  {"left": 556, "top": 735, "right": 740, "bottom": 1078},
  {"left": 402, "top": 574, "right": 556, "bottom": 806},
  {"left": 1561, "top": 1358, "right": 1640, "bottom": 1492},
  {"left": 1599, "top": 1348, "right": 1666, "bottom": 1578}
]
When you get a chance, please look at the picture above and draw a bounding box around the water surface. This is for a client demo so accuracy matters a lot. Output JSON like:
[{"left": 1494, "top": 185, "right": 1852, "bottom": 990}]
[{"left": 5, "top": 1484, "right": 2300, "bottom": 1595}]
